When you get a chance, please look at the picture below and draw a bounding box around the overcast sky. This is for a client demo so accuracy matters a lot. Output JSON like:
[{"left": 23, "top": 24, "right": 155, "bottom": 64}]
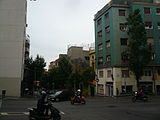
[{"left": 27, "top": 0, "right": 110, "bottom": 68}]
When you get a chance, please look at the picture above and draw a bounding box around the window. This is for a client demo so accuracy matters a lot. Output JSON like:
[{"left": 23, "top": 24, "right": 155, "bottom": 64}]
[
  {"left": 156, "top": 8, "right": 160, "bottom": 15},
  {"left": 107, "top": 70, "right": 112, "bottom": 78},
  {"left": 144, "top": 7, "right": 150, "bottom": 14},
  {"left": 122, "top": 70, "right": 129, "bottom": 77},
  {"left": 106, "top": 41, "right": 110, "bottom": 48},
  {"left": 85, "top": 56, "right": 89, "bottom": 61},
  {"left": 98, "top": 57, "right": 103, "bottom": 65},
  {"left": 98, "top": 44, "right": 103, "bottom": 51},
  {"left": 145, "top": 22, "right": 153, "bottom": 29},
  {"left": 119, "top": 10, "right": 126, "bottom": 16},
  {"left": 105, "top": 13, "right": 109, "bottom": 20},
  {"left": 97, "top": 18, "right": 102, "bottom": 25},
  {"left": 106, "top": 55, "right": 111, "bottom": 62},
  {"left": 99, "top": 71, "right": 103, "bottom": 78},
  {"left": 105, "top": 26, "right": 110, "bottom": 33},
  {"left": 120, "top": 38, "right": 128, "bottom": 46},
  {"left": 119, "top": 23, "right": 127, "bottom": 31},
  {"left": 121, "top": 54, "right": 129, "bottom": 61},
  {"left": 144, "top": 70, "right": 152, "bottom": 76},
  {"left": 158, "top": 22, "right": 160, "bottom": 29},
  {"left": 98, "top": 31, "right": 102, "bottom": 38},
  {"left": 151, "top": 53, "right": 155, "bottom": 61}
]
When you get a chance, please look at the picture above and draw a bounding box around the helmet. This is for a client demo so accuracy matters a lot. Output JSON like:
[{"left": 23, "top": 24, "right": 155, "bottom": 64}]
[
  {"left": 41, "top": 90, "right": 47, "bottom": 98},
  {"left": 77, "top": 89, "right": 81, "bottom": 92}
]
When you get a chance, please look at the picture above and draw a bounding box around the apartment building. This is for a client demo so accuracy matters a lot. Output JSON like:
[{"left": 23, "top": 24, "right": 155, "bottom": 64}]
[
  {"left": 94, "top": 0, "right": 160, "bottom": 96},
  {"left": 0, "top": 0, "right": 27, "bottom": 97}
]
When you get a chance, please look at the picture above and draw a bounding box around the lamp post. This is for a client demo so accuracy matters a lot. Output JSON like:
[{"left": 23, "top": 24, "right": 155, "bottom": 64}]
[{"left": 124, "top": 74, "right": 126, "bottom": 93}]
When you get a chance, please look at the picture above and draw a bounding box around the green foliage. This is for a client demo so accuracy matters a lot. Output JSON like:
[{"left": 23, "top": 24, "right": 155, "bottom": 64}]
[
  {"left": 69, "top": 72, "right": 82, "bottom": 91},
  {"left": 23, "top": 55, "right": 46, "bottom": 91},
  {"left": 126, "top": 9, "right": 151, "bottom": 88},
  {"left": 46, "top": 57, "right": 73, "bottom": 89},
  {"left": 81, "top": 67, "right": 95, "bottom": 87}
]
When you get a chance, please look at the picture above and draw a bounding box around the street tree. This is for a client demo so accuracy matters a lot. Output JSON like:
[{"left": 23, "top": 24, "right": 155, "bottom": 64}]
[
  {"left": 46, "top": 57, "right": 73, "bottom": 89},
  {"left": 23, "top": 55, "right": 46, "bottom": 91},
  {"left": 126, "top": 9, "right": 151, "bottom": 89},
  {"left": 81, "top": 67, "right": 95, "bottom": 88}
]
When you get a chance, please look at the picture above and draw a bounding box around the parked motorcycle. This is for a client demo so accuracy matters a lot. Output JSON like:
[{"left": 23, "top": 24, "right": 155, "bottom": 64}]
[
  {"left": 28, "top": 100, "right": 61, "bottom": 120},
  {"left": 132, "top": 91, "right": 148, "bottom": 102},
  {"left": 71, "top": 95, "right": 86, "bottom": 104}
]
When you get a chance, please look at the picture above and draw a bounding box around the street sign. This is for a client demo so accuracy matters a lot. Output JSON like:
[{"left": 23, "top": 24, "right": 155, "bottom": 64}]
[{"left": 95, "top": 78, "right": 99, "bottom": 82}]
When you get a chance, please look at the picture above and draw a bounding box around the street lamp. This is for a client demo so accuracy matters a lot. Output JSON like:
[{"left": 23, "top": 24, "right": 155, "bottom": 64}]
[{"left": 124, "top": 74, "right": 126, "bottom": 93}]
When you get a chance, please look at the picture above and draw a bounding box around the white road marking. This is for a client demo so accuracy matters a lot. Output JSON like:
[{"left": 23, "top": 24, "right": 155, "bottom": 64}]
[
  {"left": 1, "top": 113, "right": 9, "bottom": 116},
  {"left": 0, "top": 112, "right": 29, "bottom": 116},
  {"left": 23, "top": 112, "right": 29, "bottom": 115},
  {"left": 60, "top": 111, "right": 65, "bottom": 115}
]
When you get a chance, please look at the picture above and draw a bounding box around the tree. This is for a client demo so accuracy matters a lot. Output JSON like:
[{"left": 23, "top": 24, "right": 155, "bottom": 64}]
[
  {"left": 126, "top": 9, "right": 151, "bottom": 89},
  {"left": 69, "top": 72, "right": 82, "bottom": 91},
  {"left": 46, "top": 57, "right": 73, "bottom": 90},
  {"left": 81, "top": 67, "right": 95, "bottom": 88},
  {"left": 23, "top": 55, "right": 46, "bottom": 92},
  {"left": 58, "top": 57, "right": 73, "bottom": 88}
]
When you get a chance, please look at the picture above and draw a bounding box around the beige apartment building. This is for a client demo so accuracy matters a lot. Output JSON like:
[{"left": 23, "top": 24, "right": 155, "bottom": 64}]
[{"left": 0, "top": 0, "right": 27, "bottom": 97}]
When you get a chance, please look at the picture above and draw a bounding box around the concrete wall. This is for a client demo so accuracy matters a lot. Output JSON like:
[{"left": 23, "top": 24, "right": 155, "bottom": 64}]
[{"left": 0, "top": 0, "right": 26, "bottom": 97}]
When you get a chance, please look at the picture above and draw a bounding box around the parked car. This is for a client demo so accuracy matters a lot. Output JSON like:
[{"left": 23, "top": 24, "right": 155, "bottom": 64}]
[{"left": 48, "top": 90, "right": 74, "bottom": 102}]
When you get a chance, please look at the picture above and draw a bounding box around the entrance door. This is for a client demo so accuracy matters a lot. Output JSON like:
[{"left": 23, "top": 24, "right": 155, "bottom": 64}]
[{"left": 106, "top": 83, "right": 113, "bottom": 96}]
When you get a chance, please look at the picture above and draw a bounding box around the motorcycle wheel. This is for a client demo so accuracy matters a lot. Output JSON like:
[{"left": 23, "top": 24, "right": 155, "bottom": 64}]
[
  {"left": 53, "top": 114, "right": 61, "bottom": 120},
  {"left": 132, "top": 97, "right": 136, "bottom": 103}
]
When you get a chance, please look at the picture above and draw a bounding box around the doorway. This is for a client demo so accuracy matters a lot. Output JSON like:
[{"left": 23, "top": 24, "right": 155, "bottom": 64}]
[{"left": 105, "top": 82, "right": 113, "bottom": 96}]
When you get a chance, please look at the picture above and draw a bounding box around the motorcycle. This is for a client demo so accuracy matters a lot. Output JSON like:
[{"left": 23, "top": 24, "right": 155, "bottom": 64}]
[
  {"left": 132, "top": 91, "right": 148, "bottom": 102},
  {"left": 28, "top": 100, "right": 61, "bottom": 120},
  {"left": 71, "top": 95, "right": 86, "bottom": 104}
]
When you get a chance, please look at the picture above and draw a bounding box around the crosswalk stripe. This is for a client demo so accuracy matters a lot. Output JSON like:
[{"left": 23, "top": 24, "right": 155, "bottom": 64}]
[
  {"left": 0, "top": 112, "right": 29, "bottom": 116},
  {"left": 1, "top": 113, "right": 8, "bottom": 116}
]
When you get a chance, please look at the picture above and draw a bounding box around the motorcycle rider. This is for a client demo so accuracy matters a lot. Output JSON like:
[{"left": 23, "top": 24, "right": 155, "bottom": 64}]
[
  {"left": 37, "top": 90, "right": 49, "bottom": 115},
  {"left": 75, "top": 89, "right": 82, "bottom": 102}
]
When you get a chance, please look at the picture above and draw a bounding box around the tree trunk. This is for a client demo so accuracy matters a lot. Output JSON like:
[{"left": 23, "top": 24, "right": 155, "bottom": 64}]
[{"left": 136, "top": 77, "right": 140, "bottom": 91}]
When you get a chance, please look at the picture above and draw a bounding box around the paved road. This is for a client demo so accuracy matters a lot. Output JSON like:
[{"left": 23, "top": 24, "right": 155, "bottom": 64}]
[{"left": 0, "top": 96, "right": 160, "bottom": 120}]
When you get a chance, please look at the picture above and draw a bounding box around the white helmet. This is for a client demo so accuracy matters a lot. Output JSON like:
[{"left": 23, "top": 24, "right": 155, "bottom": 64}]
[{"left": 77, "top": 89, "right": 81, "bottom": 92}]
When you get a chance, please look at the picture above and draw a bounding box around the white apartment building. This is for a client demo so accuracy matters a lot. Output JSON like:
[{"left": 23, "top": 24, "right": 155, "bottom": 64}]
[{"left": 0, "top": 0, "right": 27, "bottom": 97}]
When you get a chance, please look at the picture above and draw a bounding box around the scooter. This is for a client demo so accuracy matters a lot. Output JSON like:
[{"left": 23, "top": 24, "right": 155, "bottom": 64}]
[
  {"left": 28, "top": 101, "right": 61, "bottom": 120},
  {"left": 71, "top": 95, "right": 86, "bottom": 104},
  {"left": 132, "top": 91, "right": 148, "bottom": 102}
]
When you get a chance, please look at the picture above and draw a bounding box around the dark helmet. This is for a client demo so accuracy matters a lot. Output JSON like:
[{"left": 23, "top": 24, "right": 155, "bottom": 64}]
[{"left": 41, "top": 91, "right": 47, "bottom": 98}]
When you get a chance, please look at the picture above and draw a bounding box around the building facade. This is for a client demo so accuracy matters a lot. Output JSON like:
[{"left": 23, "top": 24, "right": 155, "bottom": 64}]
[
  {"left": 0, "top": 0, "right": 27, "bottom": 97},
  {"left": 94, "top": 0, "right": 160, "bottom": 96}
]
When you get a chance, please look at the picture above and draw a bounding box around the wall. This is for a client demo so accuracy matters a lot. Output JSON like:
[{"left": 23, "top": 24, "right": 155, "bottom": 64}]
[{"left": 0, "top": 0, "right": 26, "bottom": 97}]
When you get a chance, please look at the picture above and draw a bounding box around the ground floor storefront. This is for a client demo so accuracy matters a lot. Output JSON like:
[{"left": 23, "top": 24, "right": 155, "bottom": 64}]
[{"left": 96, "top": 67, "right": 160, "bottom": 96}]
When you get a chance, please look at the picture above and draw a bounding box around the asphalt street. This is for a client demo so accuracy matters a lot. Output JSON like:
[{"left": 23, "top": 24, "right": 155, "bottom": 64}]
[{"left": 0, "top": 96, "right": 160, "bottom": 120}]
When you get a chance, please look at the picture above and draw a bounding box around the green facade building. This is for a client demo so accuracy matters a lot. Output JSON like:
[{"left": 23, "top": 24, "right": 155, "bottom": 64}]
[{"left": 94, "top": 0, "right": 160, "bottom": 96}]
